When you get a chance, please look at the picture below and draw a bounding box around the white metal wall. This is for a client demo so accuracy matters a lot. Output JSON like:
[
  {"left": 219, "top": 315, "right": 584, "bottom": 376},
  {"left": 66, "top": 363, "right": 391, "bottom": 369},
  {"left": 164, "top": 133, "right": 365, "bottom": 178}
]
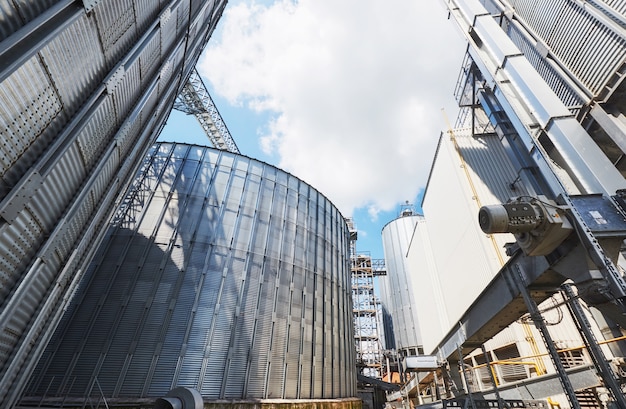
[
  {"left": 26, "top": 143, "right": 357, "bottom": 402},
  {"left": 418, "top": 128, "right": 529, "bottom": 352},
  {"left": 402, "top": 216, "right": 445, "bottom": 356},
  {"left": 417, "top": 125, "right": 613, "bottom": 369},
  {"left": 0, "top": 1, "right": 225, "bottom": 406}
]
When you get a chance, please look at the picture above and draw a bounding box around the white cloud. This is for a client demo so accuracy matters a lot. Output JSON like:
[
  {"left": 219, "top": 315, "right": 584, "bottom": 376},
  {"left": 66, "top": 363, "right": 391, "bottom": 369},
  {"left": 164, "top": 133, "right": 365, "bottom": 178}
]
[{"left": 200, "top": 0, "right": 465, "bottom": 217}]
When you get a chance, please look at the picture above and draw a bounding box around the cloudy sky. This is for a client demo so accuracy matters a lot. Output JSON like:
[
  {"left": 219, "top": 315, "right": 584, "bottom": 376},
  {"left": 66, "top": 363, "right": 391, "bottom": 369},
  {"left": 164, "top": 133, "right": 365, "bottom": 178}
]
[{"left": 197, "top": 0, "right": 466, "bottom": 220}]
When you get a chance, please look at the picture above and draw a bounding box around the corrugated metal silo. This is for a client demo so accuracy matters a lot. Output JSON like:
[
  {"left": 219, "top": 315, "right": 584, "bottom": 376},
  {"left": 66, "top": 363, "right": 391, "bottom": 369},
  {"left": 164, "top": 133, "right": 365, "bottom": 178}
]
[
  {"left": 0, "top": 1, "right": 226, "bottom": 406},
  {"left": 25, "top": 143, "right": 357, "bottom": 404},
  {"left": 379, "top": 212, "right": 424, "bottom": 356}
]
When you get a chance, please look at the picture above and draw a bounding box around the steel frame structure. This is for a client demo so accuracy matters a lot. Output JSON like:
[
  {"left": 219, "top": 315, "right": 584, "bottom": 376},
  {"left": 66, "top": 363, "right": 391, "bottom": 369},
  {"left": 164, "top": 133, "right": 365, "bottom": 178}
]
[
  {"left": 417, "top": 0, "right": 626, "bottom": 406},
  {"left": 346, "top": 219, "right": 385, "bottom": 379},
  {"left": 174, "top": 68, "right": 240, "bottom": 154}
]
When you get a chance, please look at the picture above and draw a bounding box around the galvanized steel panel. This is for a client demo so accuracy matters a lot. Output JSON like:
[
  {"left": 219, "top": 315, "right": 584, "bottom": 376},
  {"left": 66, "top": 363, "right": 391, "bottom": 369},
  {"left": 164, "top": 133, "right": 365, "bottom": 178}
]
[
  {"left": 92, "top": 0, "right": 138, "bottom": 66},
  {"left": 39, "top": 144, "right": 87, "bottom": 220},
  {"left": 0, "top": 0, "right": 62, "bottom": 42},
  {"left": 111, "top": 59, "right": 142, "bottom": 123},
  {"left": 139, "top": 29, "right": 162, "bottom": 86},
  {"left": 39, "top": 13, "right": 106, "bottom": 116},
  {"left": 0, "top": 58, "right": 62, "bottom": 181},
  {"left": 506, "top": 22, "right": 585, "bottom": 108},
  {"left": 603, "top": 0, "right": 626, "bottom": 14},
  {"left": 76, "top": 97, "right": 116, "bottom": 167},
  {"left": 0, "top": 1, "right": 233, "bottom": 405},
  {"left": 0, "top": 1, "right": 20, "bottom": 42},
  {"left": 12, "top": 0, "right": 59, "bottom": 22},
  {"left": 27, "top": 143, "right": 356, "bottom": 401},
  {"left": 134, "top": 0, "right": 161, "bottom": 34},
  {"left": 505, "top": 0, "right": 626, "bottom": 97},
  {"left": 380, "top": 214, "right": 423, "bottom": 352},
  {"left": 176, "top": 0, "right": 190, "bottom": 36},
  {"left": 160, "top": 5, "right": 178, "bottom": 57}
]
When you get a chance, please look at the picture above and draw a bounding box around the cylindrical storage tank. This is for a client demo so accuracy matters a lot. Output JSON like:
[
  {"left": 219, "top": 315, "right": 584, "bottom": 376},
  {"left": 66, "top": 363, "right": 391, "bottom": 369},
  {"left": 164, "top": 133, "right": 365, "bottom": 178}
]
[
  {"left": 379, "top": 211, "right": 424, "bottom": 356},
  {"left": 25, "top": 143, "right": 357, "bottom": 403},
  {"left": 0, "top": 3, "right": 227, "bottom": 407}
]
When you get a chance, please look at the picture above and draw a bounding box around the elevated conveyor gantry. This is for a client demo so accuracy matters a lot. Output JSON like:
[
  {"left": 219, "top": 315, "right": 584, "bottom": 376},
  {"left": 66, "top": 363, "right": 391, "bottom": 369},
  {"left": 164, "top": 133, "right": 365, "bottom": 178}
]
[
  {"left": 174, "top": 68, "right": 240, "bottom": 154},
  {"left": 432, "top": 0, "right": 626, "bottom": 406}
]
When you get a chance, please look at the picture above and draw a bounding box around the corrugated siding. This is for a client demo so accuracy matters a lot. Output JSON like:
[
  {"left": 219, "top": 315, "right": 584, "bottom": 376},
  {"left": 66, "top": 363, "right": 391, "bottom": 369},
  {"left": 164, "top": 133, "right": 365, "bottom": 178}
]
[
  {"left": 505, "top": 0, "right": 626, "bottom": 97},
  {"left": 134, "top": 0, "right": 161, "bottom": 34},
  {"left": 111, "top": 59, "right": 142, "bottom": 123},
  {"left": 422, "top": 129, "right": 525, "bottom": 328},
  {"left": 76, "top": 97, "right": 117, "bottom": 167},
  {"left": 39, "top": 13, "right": 107, "bottom": 117},
  {"left": 0, "top": 1, "right": 228, "bottom": 406},
  {"left": 0, "top": 58, "right": 64, "bottom": 187},
  {"left": 0, "top": 0, "right": 60, "bottom": 42},
  {"left": 505, "top": 22, "right": 585, "bottom": 108},
  {"left": 603, "top": 0, "right": 626, "bottom": 14},
  {"left": 0, "top": 0, "right": 22, "bottom": 42},
  {"left": 93, "top": 0, "right": 138, "bottom": 66},
  {"left": 160, "top": 4, "right": 178, "bottom": 57},
  {"left": 26, "top": 143, "right": 357, "bottom": 401},
  {"left": 139, "top": 29, "right": 162, "bottom": 86},
  {"left": 176, "top": 0, "right": 190, "bottom": 36}
]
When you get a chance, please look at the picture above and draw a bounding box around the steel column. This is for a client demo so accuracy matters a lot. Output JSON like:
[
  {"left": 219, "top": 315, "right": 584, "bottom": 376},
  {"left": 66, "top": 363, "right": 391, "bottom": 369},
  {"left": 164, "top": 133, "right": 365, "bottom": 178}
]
[
  {"left": 515, "top": 266, "right": 581, "bottom": 409},
  {"left": 562, "top": 283, "right": 626, "bottom": 407}
]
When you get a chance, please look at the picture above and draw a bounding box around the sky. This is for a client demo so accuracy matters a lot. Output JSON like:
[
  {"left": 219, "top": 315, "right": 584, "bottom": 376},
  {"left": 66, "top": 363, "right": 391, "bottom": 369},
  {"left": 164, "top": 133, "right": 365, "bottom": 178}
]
[{"left": 159, "top": 0, "right": 467, "bottom": 258}]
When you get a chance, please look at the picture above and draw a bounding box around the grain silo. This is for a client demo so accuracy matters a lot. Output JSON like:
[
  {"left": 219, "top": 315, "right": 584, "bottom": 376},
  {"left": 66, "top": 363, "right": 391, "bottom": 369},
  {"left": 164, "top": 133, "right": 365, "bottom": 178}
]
[
  {"left": 0, "top": 2, "right": 227, "bottom": 406},
  {"left": 23, "top": 143, "right": 359, "bottom": 408},
  {"left": 379, "top": 209, "right": 425, "bottom": 358}
]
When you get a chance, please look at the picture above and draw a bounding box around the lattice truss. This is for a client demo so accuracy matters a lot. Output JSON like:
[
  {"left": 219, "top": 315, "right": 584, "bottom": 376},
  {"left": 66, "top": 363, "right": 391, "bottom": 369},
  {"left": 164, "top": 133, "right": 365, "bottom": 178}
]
[
  {"left": 351, "top": 250, "right": 384, "bottom": 378},
  {"left": 174, "top": 68, "right": 240, "bottom": 154}
]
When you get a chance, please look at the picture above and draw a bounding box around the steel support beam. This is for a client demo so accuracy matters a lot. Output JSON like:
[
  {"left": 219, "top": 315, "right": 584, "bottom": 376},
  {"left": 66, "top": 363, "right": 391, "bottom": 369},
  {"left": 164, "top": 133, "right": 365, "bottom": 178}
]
[
  {"left": 562, "top": 284, "right": 626, "bottom": 408},
  {"left": 433, "top": 252, "right": 560, "bottom": 360},
  {"left": 515, "top": 267, "right": 581, "bottom": 409},
  {"left": 0, "top": 0, "right": 81, "bottom": 84},
  {"left": 174, "top": 68, "right": 240, "bottom": 154}
]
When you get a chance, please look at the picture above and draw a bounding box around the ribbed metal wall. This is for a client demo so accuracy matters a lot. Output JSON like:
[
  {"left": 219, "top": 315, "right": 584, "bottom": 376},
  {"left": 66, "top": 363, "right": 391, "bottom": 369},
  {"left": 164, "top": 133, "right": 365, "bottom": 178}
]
[
  {"left": 603, "top": 0, "right": 626, "bottom": 14},
  {"left": 26, "top": 143, "right": 356, "bottom": 402},
  {"left": 379, "top": 214, "right": 423, "bottom": 355},
  {"left": 0, "top": 1, "right": 226, "bottom": 406},
  {"left": 502, "top": 0, "right": 626, "bottom": 99},
  {"left": 419, "top": 129, "right": 531, "bottom": 351},
  {"left": 504, "top": 21, "right": 586, "bottom": 110}
]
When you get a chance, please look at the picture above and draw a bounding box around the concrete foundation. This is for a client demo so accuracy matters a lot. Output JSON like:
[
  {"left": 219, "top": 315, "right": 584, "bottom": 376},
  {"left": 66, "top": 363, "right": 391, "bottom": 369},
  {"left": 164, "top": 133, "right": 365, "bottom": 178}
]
[{"left": 17, "top": 397, "right": 363, "bottom": 409}]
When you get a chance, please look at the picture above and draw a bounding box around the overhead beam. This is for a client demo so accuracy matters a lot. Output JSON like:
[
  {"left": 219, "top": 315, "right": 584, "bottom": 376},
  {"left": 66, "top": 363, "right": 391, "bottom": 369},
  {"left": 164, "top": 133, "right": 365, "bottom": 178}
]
[{"left": 174, "top": 68, "right": 240, "bottom": 154}]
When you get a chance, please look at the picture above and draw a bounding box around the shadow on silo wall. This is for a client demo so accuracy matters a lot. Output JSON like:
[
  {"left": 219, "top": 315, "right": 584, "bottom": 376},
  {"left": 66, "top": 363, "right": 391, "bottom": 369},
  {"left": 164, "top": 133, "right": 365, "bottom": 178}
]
[{"left": 21, "top": 143, "right": 357, "bottom": 407}]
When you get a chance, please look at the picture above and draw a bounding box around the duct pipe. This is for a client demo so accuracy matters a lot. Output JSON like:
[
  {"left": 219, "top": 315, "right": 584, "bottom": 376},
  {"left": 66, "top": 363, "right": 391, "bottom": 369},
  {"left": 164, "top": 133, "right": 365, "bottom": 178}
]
[{"left": 155, "top": 387, "right": 203, "bottom": 409}]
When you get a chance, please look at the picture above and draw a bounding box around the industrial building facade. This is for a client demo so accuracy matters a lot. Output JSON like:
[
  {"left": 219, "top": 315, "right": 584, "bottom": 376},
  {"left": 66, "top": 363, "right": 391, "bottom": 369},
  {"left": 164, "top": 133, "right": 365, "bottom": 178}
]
[
  {"left": 22, "top": 142, "right": 357, "bottom": 404},
  {"left": 382, "top": 0, "right": 626, "bottom": 407},
  {"left": 417, "top": 128, "right": 608, "bottom": 403},
  {"left": 0, "top": 1, "right": 227, "bottom": 407}
]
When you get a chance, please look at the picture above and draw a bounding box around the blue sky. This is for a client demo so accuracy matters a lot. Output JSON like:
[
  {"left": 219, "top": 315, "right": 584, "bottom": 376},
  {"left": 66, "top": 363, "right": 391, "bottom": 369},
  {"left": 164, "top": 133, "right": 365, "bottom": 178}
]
[
  {"left": 159, "top": 97, "right": 407, "bottom": 259},
  {"left": 159, "top": 0, "right": 466, "bottom": 259}
]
